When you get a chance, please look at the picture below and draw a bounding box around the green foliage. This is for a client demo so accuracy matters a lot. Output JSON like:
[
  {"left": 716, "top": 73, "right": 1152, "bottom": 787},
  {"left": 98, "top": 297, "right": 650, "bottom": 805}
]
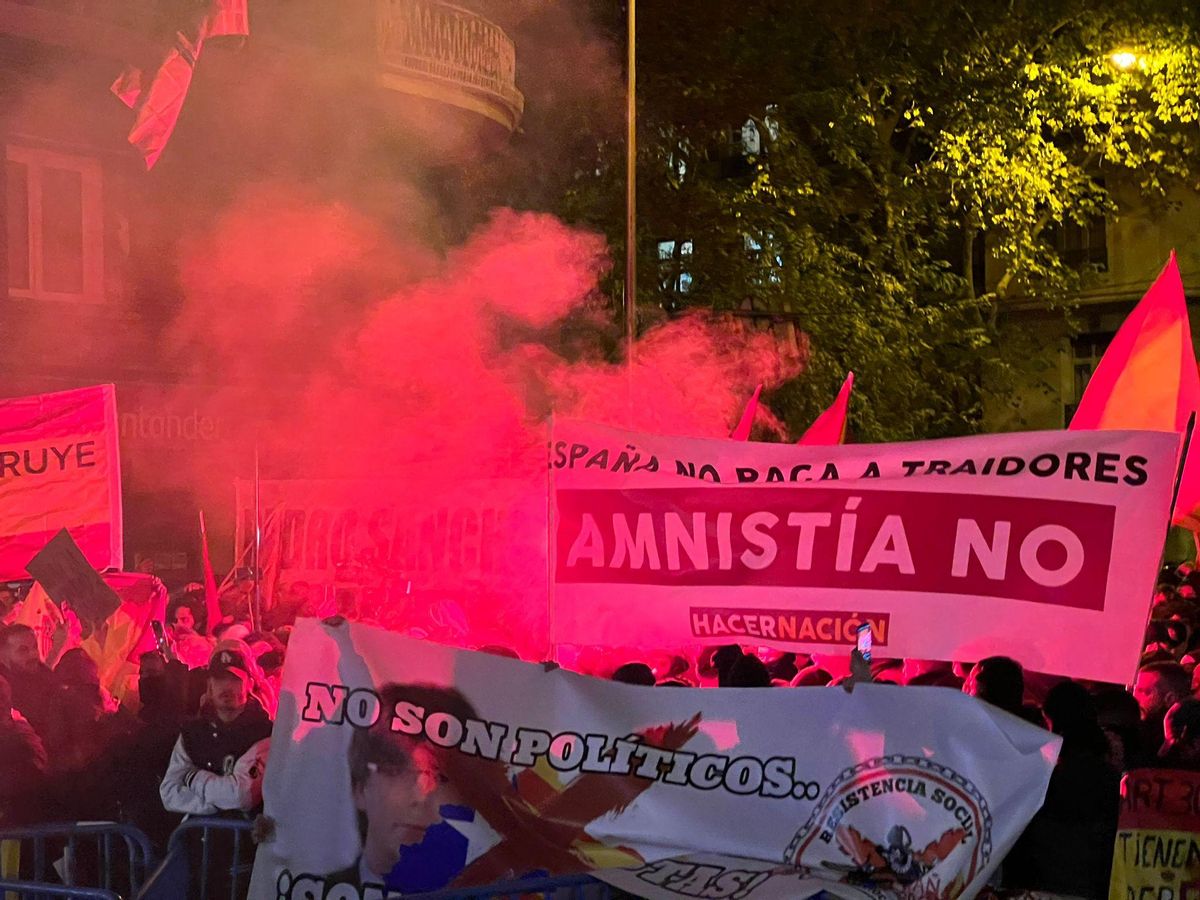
[{"left": 554, "top": 0, "right": 1200, "bottom": 440}]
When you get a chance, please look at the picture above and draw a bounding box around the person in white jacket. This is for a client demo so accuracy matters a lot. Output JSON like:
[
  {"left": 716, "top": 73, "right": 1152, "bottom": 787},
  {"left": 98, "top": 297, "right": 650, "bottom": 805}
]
[{"left": 160, "top": 648, "right": 272, "bottom": 816}]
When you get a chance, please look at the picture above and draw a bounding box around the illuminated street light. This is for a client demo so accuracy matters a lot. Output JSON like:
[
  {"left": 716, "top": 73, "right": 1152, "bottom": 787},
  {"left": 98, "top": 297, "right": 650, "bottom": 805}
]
[{"left": 1110, "top": 49, "right": 1140, "bottom": 71}]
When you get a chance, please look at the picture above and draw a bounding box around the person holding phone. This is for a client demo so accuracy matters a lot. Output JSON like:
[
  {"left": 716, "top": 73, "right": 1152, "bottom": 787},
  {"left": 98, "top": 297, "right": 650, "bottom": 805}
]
[{"left": 166, "top": 599, "right": 215, "bottom": 670}]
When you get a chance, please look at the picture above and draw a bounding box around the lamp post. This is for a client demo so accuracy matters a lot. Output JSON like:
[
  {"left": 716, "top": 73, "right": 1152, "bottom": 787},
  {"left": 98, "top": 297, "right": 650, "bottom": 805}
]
[{"left": 625, "top": 0, "right": 637, "bottom": 396}]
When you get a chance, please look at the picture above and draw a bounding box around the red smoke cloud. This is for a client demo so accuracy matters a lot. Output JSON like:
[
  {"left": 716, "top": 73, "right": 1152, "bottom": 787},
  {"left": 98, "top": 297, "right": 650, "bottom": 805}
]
[{"left": 168, "top": 189, "right": 802, "bottom": 655}]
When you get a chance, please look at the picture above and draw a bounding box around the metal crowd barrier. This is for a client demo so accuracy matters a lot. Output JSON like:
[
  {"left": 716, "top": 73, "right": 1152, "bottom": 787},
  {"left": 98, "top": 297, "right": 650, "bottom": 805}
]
[
  {"left": 3, "top": 818, "right": 616, "bottom": 900},
  {"left": 141, "top": 817, "right": 254, "bottom": 900},
  {"left": 152, "top": 817, "right": 615, "bottom": 899},
  {"left": 407, "top": 874, "right": 614, "bottom": 898},
  {"left": 0, "top": 823, "right": 153, "bottom": 899},
  {"left": 0, "top": 882, "right": 121, "bottom": 900}
]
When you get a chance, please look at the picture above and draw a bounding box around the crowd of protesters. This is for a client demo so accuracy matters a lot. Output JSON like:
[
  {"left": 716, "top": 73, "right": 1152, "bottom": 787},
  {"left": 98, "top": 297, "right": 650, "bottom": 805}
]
[{"left": 2, "top": 563, "right": 1200, "bottom": 899}]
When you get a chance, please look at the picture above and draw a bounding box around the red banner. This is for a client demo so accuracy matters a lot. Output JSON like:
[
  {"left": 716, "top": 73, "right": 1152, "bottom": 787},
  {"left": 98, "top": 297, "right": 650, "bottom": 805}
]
[
  {"left": 0, "top": 385, "right": 122, "bottom": 579},
  {"left": 555, "top": 486, "right": 1113, "bottom": 609}
]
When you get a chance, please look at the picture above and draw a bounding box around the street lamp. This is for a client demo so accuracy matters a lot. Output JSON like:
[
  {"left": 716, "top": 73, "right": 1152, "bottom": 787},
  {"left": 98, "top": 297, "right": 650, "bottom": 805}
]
[{"left": 1110, "top": 49, "right": 1140, "bottom": 71}]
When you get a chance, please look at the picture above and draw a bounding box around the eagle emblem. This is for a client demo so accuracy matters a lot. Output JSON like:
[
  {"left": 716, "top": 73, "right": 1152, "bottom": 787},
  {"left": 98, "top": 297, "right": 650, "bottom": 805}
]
[{"left": 835, "top": 823, "right": 966, "bottom": 885}]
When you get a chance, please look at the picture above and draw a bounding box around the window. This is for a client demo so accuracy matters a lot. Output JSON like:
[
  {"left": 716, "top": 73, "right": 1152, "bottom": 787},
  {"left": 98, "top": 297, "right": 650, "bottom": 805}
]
[
  {"left": 1064, "top": 331, "right": 1114, "bottom": 425},
  {"left": 657, "top": 239, "right": 693, "bottom": 295},
  {"left": 1059, "top": 218, "right": 1108, "bottom": 271},
  {"left": 763, "top": 104, "right": 781, "bottom": 142},
  {"left": 667, "top": 139, "right": 691, "bottom": 182},
  {"left": 739, "top": 119, "right": 761, "bottom": 156},
  {"left": 6, "top": 145, "right": 104, "bottom": 301},
  {"left": 745, "top": 232, "right": 783, "bottom": 285}
]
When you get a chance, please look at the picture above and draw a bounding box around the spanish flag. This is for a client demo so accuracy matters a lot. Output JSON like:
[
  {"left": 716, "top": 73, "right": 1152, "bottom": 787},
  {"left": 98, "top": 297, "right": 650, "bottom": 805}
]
[
  {"left": 111, "top": 0, "right": 249, "bottom": 169},
  {"left": 14, "top": 574, "right": 167, "bottom": 703},
  {"left": 1069, "top": 253, "right": 1200, "bottom": 528},
  {"left": 798, "top": 372, "right": 854, "bottom": 445}
]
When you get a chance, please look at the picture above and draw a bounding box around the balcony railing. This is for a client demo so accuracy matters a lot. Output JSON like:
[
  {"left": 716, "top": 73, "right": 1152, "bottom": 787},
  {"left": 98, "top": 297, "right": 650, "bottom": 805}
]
[{"left": 376, "top": 0, "right": 524, "bottom": 131}]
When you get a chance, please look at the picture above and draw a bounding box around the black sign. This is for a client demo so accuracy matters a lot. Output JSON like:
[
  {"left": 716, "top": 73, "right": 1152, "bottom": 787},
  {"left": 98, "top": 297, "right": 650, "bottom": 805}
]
[{"left": 26, "top": 529, "right": 121, "bottom": 636}]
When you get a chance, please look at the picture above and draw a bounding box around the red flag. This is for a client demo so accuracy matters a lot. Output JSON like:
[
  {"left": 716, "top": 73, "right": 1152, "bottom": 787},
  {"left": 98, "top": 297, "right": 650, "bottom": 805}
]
[
  {"left": 798, "top": 372, "right": 854, "bottom": 445},
  {"left": 199, "top": 510, "right": 223, "bottom": 631},
  {"left": 730, "top": 384, "right": 763, "bottom": 441},
  {"left": 1069, "top": 253, "right": 1200, "bottom": 528},
  {"left": 111, "top": 0, "right": 249, "bottom": 169}
]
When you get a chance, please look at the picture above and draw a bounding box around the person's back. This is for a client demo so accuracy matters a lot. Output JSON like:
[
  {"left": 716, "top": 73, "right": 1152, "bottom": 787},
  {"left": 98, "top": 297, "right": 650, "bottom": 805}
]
[
  {"left": 727, "top": 654, "right": 771, "bottom": 688},
  {"left": 1156, "top": 699, "right": 1200, "bottom": 770},
  {"left": 42, "top": 650, "right": 137, "bottom": 820},
  {"left": 963, "top": 656, "right": 1026, "bottom": 717},
  {"left": 0, "top": 674, "right": 47, "bottom": 827},
  {"left": 1003, "top": 681, "right": 1119, "bottom": 900}
]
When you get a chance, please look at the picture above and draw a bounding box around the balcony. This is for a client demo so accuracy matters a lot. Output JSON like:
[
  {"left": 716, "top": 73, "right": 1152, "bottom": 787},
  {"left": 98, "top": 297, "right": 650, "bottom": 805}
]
[
  {"left": 0, "top": 0, "right": 525, "bottom": 164},
  {"left": 376, "top": 0, "right": 524, "bottom": 135}
]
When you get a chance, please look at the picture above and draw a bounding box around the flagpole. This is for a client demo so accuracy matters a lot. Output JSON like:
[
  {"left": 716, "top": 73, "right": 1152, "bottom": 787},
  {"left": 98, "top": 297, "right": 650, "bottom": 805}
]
[
  {"left": 625, "top": 0, "right": 637, "bottom": 421},
  {"left": 1132, "top": 411, "right": 1196, "bottom": 689},
  {"left": 253, "top": 441, "right": 262, "bottom": 632}
]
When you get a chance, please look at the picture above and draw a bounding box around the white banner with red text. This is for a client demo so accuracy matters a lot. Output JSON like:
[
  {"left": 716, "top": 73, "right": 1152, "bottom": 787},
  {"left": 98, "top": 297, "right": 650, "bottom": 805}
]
[
  {"left": 249, "top": 617, "right": 1059, "bottom": 900},
  {"left": 550, "top": 420, "right": 1179, "bottom": 683},
  {"left": 0, "top": 384, "right": 122, "bottom": 579}
]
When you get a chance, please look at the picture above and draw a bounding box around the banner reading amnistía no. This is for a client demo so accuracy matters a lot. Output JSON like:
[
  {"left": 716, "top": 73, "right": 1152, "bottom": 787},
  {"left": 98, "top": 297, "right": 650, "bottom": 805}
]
[
  {"left": 249, "top": 617, "right": 1060, "bottom": 900},
  {"left": 0, "top": 385, "right": 122, "bottom": 578},
  {"left": 550, "top": 420, "right": 1180, "bottom": 684}
]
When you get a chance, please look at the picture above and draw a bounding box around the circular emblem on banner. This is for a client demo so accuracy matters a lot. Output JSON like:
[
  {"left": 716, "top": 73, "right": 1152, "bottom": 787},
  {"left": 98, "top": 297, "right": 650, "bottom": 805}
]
[{"left": 785, "top": 755, "right": 992, "bottom": 899}]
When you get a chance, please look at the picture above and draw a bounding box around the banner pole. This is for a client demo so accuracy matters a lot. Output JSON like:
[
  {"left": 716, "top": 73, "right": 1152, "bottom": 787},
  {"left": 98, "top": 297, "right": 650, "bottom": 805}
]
[
  {"left": 546, "top": 415, "right": 558, "bottom": 664},
  {"left": 1132, "top": 412, "right": 1196, "bottom": 688},
  {"left": 253, "top": 441, "right": 262, "bottom": 633},
  {"left": 624, "top": 0, "right": 636, "bottom": 423}
]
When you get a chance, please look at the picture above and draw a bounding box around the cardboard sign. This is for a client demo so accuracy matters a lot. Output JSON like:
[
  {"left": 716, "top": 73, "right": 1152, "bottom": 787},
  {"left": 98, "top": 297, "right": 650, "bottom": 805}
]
[{"left": 26, "top": 528, "right": 121, "bottom": 634}]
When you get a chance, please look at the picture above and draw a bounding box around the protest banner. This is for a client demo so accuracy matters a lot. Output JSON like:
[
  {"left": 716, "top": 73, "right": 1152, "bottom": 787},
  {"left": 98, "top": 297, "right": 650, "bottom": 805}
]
[
  {"left": 551, "top": 420, "right": 1179, "bottom": 683},
  {"left": 249, "top": 617, "right": 1059, "bottom": 900},
  {"left": 0, "top": 384, "right": 122, "bottom": 579},
  {"left": 606, "top": 857, "right": 1089, "bottom": 900},
  {"left": 1108, "top": 768, "right": 1200, "bottom": 900},
  {"left": 233, "top": 477, "right": 549, "bottom": 655}
]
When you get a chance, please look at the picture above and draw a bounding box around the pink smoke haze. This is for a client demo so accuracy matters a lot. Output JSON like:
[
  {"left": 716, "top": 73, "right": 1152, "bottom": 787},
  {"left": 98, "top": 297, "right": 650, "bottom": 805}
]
[{"left": 163, "top": 193, "right": 802, "bottom": 656}]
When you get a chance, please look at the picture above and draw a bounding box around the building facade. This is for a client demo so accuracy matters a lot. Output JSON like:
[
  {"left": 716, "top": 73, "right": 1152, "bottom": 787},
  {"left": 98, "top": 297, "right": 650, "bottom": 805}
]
[
  {"left": 984, "top": 183, "right": 1200, "bottom": 434},
  {"left": 0, "top": 0, "right": 523, "bottom": 581}
]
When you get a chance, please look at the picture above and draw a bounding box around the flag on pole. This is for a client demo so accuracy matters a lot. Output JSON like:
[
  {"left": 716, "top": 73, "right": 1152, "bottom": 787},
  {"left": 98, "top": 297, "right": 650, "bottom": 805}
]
[
  {"left": 111, "top": 0, "right": 249, "bottom": 169},
  {"left": 730, "top": 384, "right": 763, "bottom": 441},
  {"left": 14, "top": 574, "right": 166, "bottom": 703},
  {"left": 798, "top": 372, "right": 855, "bottom": 445},
  {"left": 199, "top": 510, "right": 223, "bottom": 632},
  {"left": 1069, "top": 253, "right": 1200, "bottom": 528}
]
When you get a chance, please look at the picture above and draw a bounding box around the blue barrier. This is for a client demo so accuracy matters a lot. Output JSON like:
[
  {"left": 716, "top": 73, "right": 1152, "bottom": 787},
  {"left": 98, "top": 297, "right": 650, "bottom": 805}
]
[
  {"left": 0, "top": 823, "right": 153, "bottom": 898},
  {"left": 0, "top": 881, "right": 120, "bottom": 900}
]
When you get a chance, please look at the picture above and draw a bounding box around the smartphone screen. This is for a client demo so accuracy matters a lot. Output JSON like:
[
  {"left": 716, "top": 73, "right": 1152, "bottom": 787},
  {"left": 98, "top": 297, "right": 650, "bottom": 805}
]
[
  {"left": 855, "top": 623, "right": 872, "bottom": 662},
  {"left": 151, "top": 620, "right": 174, "bottom": 662}
]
